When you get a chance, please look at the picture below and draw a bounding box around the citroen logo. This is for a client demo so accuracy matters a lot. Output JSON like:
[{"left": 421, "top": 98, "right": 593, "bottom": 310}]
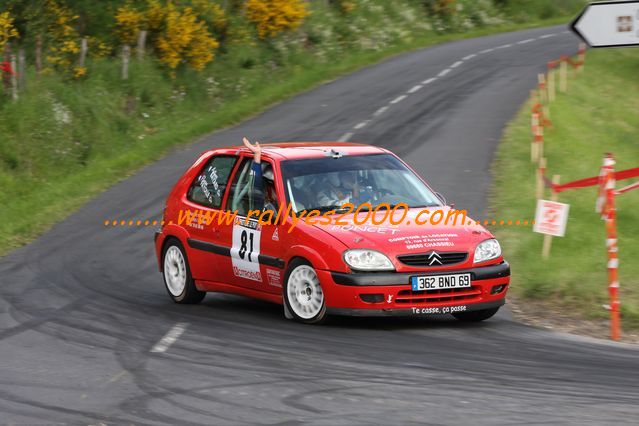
[{"left": 428, "top": 251, "right": 442, "bottom": 266}]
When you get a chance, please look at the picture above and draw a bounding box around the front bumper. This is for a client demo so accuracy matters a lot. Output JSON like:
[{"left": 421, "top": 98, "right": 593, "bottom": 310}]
[
  {"left": 328, "top": 299, "right": 505, "bottom": 317},
  {"left": 318, "top": 261, "right": 510, "bottom": 316}
]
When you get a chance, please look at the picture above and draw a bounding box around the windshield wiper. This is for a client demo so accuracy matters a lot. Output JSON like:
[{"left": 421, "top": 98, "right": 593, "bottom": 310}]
[
  {"left": 301, "top": 205, "right": 351, "bottom": 214},
  {"left": 409, "top": 203, "right": 442, "bottom": 208}
]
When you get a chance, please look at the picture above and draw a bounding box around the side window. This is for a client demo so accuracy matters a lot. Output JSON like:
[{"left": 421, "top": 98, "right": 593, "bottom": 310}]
[
  {"left": 227, "top": 158, "right": 277, "bottom": 216},
  {"left": 187, "top": 155, "right": 236, "bottom": 208},
  {"left": 227, "top": 159, "right": 256, "bottom": 216}
]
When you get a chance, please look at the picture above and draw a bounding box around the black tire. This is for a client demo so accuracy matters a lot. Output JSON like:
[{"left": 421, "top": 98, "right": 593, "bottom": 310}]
[
  {"left": 452, "top": 307, "right": 499, "bottom": 322},
  {"left": 162, "top": 238, "right": 206, "bottom": 304},
  {"left": 283, "top": 259, "right": 326, "bottom": 324}
]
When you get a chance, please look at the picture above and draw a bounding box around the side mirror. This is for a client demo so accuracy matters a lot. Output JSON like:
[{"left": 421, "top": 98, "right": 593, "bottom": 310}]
[
  {"left": 436, "top": 192, "right": 455, "bottom": 209},
  {"left": 435, "top": 192, "right": 447, "bottom": 205}
]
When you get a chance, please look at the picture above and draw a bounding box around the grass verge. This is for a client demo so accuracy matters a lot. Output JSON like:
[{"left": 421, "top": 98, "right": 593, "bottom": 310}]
[{"left": 491, "top": 48, "right": 639, "bottom": 331}]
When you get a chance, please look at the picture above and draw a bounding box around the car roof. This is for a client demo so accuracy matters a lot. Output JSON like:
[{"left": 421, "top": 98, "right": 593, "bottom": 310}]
[{"left": 210, "top": 142, "right": 390, "bottom": 161}]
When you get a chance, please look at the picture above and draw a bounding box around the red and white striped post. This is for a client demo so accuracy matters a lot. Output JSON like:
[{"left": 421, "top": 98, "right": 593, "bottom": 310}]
[
  {"left": 534, "top": 121, "right": 544, "bottom": 163},
  {"left": 577, "top": 43, "right": 586, "bottom": 73},
  {"left": 538, "top": 73, "right": 547, "bottom": 103},
  {"left": 531, "top": 112, "right": 540, "bottom": 162},
  {"left": 600, "top": 153, "right": 620, "bottom": 341},
  {"left": 559, "top": 56, "right": 568, "bottom": 92}
]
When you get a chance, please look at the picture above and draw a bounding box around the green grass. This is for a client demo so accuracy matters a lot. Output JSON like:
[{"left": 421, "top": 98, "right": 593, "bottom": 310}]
[
  {"left": 0, "top": 0, "right": 585, "bottom": 257},
  {"left": 491, "top": 48, "right": 639, "bottom": 329}
]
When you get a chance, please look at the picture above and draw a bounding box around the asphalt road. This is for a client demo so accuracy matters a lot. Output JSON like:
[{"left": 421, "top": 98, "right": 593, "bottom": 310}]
[{"left": 1, "top": 25, "right": 638, "bottom": 425}]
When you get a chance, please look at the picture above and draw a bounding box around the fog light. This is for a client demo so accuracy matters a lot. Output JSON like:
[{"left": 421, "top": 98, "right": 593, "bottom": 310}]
[
  {"left": 491, "top": 284, "right": 507, "bottom": 295},
  {"left": 360, "top": 294, "right": 384, "bottom": 304}
]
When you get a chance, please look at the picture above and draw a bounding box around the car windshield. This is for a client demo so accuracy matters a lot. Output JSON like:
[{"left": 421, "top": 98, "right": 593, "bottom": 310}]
[{"left": 280, "top": 153, "right": 442, "bottom": 213}]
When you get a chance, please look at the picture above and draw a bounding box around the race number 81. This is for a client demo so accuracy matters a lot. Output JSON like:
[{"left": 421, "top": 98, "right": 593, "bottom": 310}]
[{"left": 239, "top": 229, "right": 255, "bottom": 262}]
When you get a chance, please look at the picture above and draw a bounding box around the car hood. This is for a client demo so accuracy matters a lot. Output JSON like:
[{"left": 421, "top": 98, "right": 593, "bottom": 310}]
[{"left": 313, "top": 207, "right": 493, "bottom": 256}]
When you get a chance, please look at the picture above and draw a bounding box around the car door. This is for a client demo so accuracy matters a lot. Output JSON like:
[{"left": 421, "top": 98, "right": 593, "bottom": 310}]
[
  {"left": 217, "top": 156, "right": 284, "bottom": 293},
  {"left": 182, "top": 154, "right": 238, "bottom": 283}
]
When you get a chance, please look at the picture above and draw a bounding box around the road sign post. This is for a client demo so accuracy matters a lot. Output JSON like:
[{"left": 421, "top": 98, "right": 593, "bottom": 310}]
[{"left": 572, "top": 1, "right": 639, "bottom": 48}]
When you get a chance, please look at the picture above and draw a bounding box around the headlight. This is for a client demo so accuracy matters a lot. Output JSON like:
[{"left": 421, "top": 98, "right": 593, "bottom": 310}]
[
  {"left": 473, "top": 239, "right": 502, "bottom": 264},
  {"left": 344, "top": 249, "right": 394, "bottom": 271}
]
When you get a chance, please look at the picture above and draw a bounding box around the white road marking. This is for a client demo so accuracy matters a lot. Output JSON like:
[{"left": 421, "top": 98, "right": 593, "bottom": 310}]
[
  {"left": 106, "top": 370, "right": 127, "bottom": 384},
  {"left": 151, "top": 322, "right": 188, "bottom": 353},
  {"left": 337, "top": 36, "right": 558, "bottom": 143},
  {"left": 338, "top": 132, "right": 354, "bottom": 142},
  {"left": 373, "top": 106, "right": 388, "bottom": 116}
]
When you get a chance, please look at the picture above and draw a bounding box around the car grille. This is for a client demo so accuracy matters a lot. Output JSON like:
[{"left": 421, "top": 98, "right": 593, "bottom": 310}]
[
  {"left": 397, "top": 251, "right": 468, "bottom": 267},
  {"left": 395, "top": 286, "right": 481, "bottom": 305}
]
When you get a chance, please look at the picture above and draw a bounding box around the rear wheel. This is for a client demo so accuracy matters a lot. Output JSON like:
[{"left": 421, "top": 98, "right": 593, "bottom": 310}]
[
  {"left": 162, "top": 239, "right": 205, "bottom": 304},
  {"left": 283, "top": 260, "right": 326, "bottom": 324},
  {"left": 452, "top": 307, "right": 499, "bottom": 322}
]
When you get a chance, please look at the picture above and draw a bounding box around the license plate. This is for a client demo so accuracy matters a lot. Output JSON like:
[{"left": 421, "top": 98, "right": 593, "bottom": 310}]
[{"left": 411, "top": 273, "right": 472, "bottom": 291}]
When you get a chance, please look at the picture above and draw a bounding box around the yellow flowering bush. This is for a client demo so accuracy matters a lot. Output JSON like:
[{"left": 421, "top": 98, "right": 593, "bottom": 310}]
[
  {"left": 115, "top": 5, "right": 144, "bottom": 45},
  {"left": 155, "top": 4, "right": 219, "bottom": 72},
  {"left": 336, "top": 1, "right": 357, "bottom": 14},
  {"left": 245, "top": 0, "right": 309, "bottom": 39},
  {"left": 191, "top": 0, "right": 228, "bottom": 33},
  {"left": 146, "top": 0, "right": 167, "bottom": 32},
  {"left": 73, "top": 66, "right": 86, "bottom": 78},
  {"left": 88, "top": 37, "right": 113, "bottom": 59},
  {"left": 44, "top": 0, "right": 85, "bottom": 78},
  {"left": 0, "top": 11, "right": 19, "bottom": 52}
]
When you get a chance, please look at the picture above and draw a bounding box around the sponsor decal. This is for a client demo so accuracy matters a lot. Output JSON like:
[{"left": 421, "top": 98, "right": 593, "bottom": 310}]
[
  {"left": 411, "top": 305, "right": 467, "bottom": 315},
  {"left": 207, "top": 165, "right": 221, "bottom": 200},
  {"left": 272, "top": 228, "right": 279, "bottom": 241},
  {"left": 198, "top": 174, "right": 213, "bottom": 205},
  {"left": 389, "top": 233, "right": 459, "bottom": 250},
  {"left": 266, "top": 269, "right": 281, "bottom": 287},
  {"left": 330, "top": 224, "right": 400, "bottom": 235}
]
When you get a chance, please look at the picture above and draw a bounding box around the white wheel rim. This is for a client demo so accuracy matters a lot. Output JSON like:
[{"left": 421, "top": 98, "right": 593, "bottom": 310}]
[
  {"left": 287, "top": 265, "right": 324, "bottom": 319},
  {"left": 164, "top": 246, "right": 187, "bottom": 297}
]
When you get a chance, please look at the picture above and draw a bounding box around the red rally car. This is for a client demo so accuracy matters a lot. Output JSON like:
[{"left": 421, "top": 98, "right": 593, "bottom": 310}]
[{"left": 154, "top": 142, "right": 510, "bottom": 324}]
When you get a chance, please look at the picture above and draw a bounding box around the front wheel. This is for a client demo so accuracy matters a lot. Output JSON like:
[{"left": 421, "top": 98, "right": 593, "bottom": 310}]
[
  {"left": 162, "top": 239, "right": 206, "bottom": 304},
  {"left": 452, "top": 307, "right": 499, "bottom": 322},
  {"left": 283, "top": 260, "right": 326, "bottom": 324}
]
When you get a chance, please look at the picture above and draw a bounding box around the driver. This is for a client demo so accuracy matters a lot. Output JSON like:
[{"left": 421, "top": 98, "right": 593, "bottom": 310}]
[{"left": 317, "top": 170, "right": 363, "bottom": 207}]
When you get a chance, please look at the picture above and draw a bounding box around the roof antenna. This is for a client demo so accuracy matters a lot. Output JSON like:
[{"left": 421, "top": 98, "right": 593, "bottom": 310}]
[{"left": 327, "top": 149, "right": 344, "bottom": 159}]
